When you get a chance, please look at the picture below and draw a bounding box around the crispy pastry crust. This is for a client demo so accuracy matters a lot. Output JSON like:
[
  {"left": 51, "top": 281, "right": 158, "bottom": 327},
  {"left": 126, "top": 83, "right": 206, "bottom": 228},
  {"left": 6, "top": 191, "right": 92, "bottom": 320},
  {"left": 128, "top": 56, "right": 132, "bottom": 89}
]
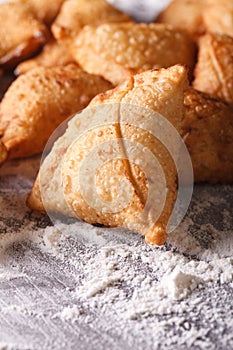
[
  {"left": 9, "top": 0, "right": 65, "bottom": 25},
  {"left": 0, "top": 64, "right": 112, "bottom": 159},
  {"left": 28, "top": 65, "right": 189, "bottom": 246},
  {"left": 203, "top": 0, "right": 233, "bottom": 37},
  {"left": 156, "top": 0, "right": 205, "bottom": 40},
  {"left": 0, "top": 140, "right": 7, "bottom": 164},
  {"left": 193, "top": 33, "right": 233, "bottom": 104},
  {"left": 0, "top": 3, "right": 48, "bottom": 68},
  {"left": 71, "top": 23, "right": 196, "bottom": 85},
  {"left": 52, "top": 0, "right": 132, "bottom": 47},
  {"left": 15, "top": 40, "right": 76, "bottom": 75},
  {"left": 184, "top": 88, "right": 233, "bottom": 183}
]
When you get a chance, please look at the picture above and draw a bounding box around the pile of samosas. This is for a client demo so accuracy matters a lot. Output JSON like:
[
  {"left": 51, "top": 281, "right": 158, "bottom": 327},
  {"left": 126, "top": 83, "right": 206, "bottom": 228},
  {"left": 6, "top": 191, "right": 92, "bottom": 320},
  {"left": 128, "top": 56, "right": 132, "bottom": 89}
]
[{"left": 0, "top": 0, "right": 232, "bottom": 245}]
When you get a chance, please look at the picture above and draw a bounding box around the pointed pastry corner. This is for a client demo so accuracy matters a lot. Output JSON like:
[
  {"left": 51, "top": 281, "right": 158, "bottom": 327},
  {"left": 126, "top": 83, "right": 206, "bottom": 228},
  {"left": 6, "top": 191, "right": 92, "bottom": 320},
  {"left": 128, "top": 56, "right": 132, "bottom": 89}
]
[
  {"left": 145, "top": 225, "right": 167, "bottom": 246},
  {"left": 0, "top": 140, "right": 8, "bottom": 164},
  {"left": 27, "top": 176, "right": 45, "bottom": 211},
  {"left": 151, "top": 63, "right": 189, "bottom": 82}
]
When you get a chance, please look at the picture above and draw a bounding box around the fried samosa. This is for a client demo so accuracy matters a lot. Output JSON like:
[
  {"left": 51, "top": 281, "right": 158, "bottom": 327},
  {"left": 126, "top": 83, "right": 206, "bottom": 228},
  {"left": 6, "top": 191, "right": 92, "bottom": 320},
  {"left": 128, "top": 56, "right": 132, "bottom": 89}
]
[
  {"left": 0, "top": 64, "right": 112, "bottom": 159},
  {"left": 0, "top": 3, "right": 48, "bottom": 68},
  {"left": 203, "top": 0, "right": 233, "bottom": 37},
  {"left": 193, "top": 33, "right": 233, "bottom": 104},
  {"left": 156, "top": 0, "right": 205, "bottom": 40},
  {"left": 184, "top": 88, "right": 233, "bottom": 183},
  {"left": 52, "top": 0, "right": 132, "bottom": 47},
  {"left": 27, "top": 65, "right": 189, "bottom": 246},
  {"left": 71, "top": 23, "right": 196, "bottom": 85}
]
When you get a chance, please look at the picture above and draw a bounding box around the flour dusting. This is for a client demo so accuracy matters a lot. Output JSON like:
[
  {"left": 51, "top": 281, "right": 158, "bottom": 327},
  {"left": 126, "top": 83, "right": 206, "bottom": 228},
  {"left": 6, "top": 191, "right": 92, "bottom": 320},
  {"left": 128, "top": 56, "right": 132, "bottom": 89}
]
[
  {"left": 0, "top": 159, "right": 232, "bottom": 350},
  {"left": 53, "top": 305, "right": 83, "bottom": 323},
  {"left": 38, "top": 217, "right": 233, "bottom": 321}
]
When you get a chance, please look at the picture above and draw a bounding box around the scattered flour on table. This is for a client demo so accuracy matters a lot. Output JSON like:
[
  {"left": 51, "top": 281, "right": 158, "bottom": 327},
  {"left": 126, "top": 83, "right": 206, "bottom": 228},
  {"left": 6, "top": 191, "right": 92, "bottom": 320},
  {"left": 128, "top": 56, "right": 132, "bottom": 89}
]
[
  {"left": 0, "top": 158, "right": 233, "bottom": 350},
  {"left": 36, "top": 218, "right": 233, "bottom": 320},
  {"left": 53, "top": 305, "right": 83, "bottom": 324},
  {"left": 0, "top": 343, "right": 16, "bottom": 350},
  {"left": 0, "top": 269, "right": 25, "bottom": 282}
]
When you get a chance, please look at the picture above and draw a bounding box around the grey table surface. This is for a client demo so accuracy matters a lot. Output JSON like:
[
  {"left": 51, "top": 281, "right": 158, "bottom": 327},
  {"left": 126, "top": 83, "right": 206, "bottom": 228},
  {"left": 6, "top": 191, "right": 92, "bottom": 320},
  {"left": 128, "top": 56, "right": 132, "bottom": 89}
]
[{"left": 0, "top": 157, "right": 232, "bottom": 350}]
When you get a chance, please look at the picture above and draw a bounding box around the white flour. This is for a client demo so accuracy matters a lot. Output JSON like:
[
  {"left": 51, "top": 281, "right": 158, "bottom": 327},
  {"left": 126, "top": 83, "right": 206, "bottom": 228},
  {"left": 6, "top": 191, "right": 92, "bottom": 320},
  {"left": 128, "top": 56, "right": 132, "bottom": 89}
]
[
  {"left": 53, "top": 305, "right": 83, "bottom": 324},
  {"left": 38, "top": 219, "right": 233, "bottom": 320},
  {"left": 0, "top": 158, "right": 232, "bottom": 349}
]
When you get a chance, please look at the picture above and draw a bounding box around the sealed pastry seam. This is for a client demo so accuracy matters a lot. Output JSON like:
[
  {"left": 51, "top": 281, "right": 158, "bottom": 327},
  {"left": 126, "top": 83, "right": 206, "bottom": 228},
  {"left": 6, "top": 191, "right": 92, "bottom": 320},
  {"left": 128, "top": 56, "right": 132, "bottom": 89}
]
[
  {"left": 117, "top": 76, "right": 146, "bottom": 207},
  {"left": 28, "top": 65, "right": 188, "bottom": 246}
]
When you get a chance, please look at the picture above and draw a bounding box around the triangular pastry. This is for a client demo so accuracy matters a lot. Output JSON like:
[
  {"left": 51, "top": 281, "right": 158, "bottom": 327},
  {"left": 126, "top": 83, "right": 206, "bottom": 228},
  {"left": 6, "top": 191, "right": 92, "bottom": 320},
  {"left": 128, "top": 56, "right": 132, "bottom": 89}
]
[
  {"left": 52, "top": 0, "right": 132, "bottom": 47},
  {"left": 0, "top": 64, "right": 112, "bottom": 159},
  {"left": 71, "top": 22, "right": 196, "bottom": 85},
  {"left": 193, "top": 33, "right": 233, "bottom": 104},
  {"left": 28, "top": 65, "right": 189, "bottom": 246},
  {"left": 184, "top": 88, "right": 233, "bottom": 183}
]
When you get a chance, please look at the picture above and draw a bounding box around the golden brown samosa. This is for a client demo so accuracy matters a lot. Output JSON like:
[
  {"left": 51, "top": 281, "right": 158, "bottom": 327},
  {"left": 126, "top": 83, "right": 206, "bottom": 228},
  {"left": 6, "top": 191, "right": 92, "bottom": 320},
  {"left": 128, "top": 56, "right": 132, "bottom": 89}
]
[
  {"left": 193, "top": 33, "right": 233, "bottom": 104},
  {"left": 28, "top": 65, "right": 189, "bottom": 246},
  {"left": 0, "top": 64, "right": 112, "bottom": 159},
  {"left": 0, "top": 3, "right": 48, "bottom": 68},
  {"left": 71, "top": 23, "right": 196, "bottom": 85}
]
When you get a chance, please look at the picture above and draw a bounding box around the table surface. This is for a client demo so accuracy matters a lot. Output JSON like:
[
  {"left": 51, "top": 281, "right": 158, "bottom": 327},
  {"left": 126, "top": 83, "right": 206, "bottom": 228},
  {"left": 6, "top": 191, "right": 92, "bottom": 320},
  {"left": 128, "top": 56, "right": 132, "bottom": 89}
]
[{"left": 0, "top": 156, "right": 232, "bottom": 350}]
